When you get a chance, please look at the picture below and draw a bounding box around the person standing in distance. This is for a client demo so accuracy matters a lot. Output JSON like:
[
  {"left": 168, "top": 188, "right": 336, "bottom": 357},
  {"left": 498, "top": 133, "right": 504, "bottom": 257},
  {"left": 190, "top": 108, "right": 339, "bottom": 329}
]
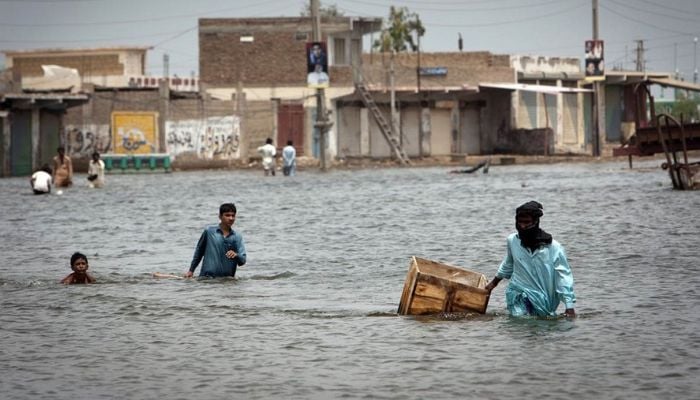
[
  {"left": 87, "top": 152, "right": 105, "bottom": 188},
  {"left": 52, "top": 146, "right": 73, "bottom": 187},
  {"left": 484, "top": 201, "right": 576, "bottom": 318},
  {"left": 257, "top": 138, "right": 277, "bottom": 176},
  {"left": 282, "top": 140, "right": 297, "bottom": 176},
  {"left": 186, "top": 203, "right": 247, "bottom": 278},
  {"left": 30, "top": 164, "right": 53, "bottom": 195}
]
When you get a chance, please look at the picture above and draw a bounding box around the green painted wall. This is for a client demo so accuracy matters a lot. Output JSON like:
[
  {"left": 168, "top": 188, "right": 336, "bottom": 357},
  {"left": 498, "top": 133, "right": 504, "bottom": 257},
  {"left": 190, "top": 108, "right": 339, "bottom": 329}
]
[{"left": 11, "top": 110, "right": 32, "bottom": 176}]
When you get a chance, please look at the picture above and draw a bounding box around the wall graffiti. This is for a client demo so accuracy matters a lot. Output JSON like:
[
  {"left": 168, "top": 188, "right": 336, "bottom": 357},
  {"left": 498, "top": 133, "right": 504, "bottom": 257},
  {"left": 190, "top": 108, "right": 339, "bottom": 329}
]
[
  {"left": 111, "top": 112, "right": 158, "bottom": 154},
  {"left": 166, "top": 116, "right": 240, "bottom": 160},
  {"left": 65, "top": 124, "right": 112, "bottom": 156}
]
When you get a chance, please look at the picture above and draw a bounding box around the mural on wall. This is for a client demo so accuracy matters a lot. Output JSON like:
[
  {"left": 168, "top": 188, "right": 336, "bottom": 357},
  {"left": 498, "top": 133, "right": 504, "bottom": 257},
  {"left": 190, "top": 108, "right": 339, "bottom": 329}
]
[
  {"left": 165, "top": 116, "right": 240, "bottom": 160},
  {"left": 111, "top": 112, "right": 158, "bottom": 154},
  {"left": 64, "top": 124, "right": 111, "bottom": 156}
]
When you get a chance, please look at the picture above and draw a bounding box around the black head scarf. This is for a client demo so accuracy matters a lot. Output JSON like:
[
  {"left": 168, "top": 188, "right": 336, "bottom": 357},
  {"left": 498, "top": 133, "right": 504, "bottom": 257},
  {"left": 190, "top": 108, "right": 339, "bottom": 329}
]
[{"left": 515, "top": 201, "right": 552, "bottom": 252}]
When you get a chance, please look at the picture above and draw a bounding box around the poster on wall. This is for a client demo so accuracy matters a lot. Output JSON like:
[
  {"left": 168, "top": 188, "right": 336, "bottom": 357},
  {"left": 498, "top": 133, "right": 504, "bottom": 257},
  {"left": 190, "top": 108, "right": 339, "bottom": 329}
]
[
  {"left": 165, "top": 115, "right": 241, "bottom": 160},
  {"left": 111, "top": 111, "right": 159, "bottom": 154},
  {"left": 585, "top": 40, "right": 605, "bottom": 80},
  {"left": 306, "top": 41, "right": 329, "bottom": 88}
]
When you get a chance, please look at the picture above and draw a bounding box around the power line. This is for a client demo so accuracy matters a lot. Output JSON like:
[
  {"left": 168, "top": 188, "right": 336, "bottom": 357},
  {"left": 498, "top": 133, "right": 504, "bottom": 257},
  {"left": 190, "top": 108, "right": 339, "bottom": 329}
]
[
  {"left": 608, "top": 0, "right": 700, "bottom": 24},
  {"left": 0, "top": 0, "right": 286, "bottom": 27},
  {"left": 631, "top": 0, "right": 700, "bottom": 17},
  {"left": 600, "top": 3, "right": 698, "bottom": 36},
  {"left": 0, "top": 0, "right": 106, "bottom": 2},
  {"left": 342, "top": 1, "right": 586, "bottom": 28},
  {"left": 152, "top": 26, "right": 197, "bottom": 48},
  {"left": 0, "top": 27, "right": 194, "bottom": 43},
  {"left": 343, "top": 0, "right": 552, "bottom": 5},
  {"left": 342, "top": 0, "right": 564, "bottom": 13}
]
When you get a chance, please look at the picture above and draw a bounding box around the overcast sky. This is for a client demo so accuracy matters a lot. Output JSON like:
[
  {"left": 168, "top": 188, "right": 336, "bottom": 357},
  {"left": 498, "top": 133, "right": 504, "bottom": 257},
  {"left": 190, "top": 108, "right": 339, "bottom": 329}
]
[{"left": 1, "top": 0, "right": 700, "bottom": 84}]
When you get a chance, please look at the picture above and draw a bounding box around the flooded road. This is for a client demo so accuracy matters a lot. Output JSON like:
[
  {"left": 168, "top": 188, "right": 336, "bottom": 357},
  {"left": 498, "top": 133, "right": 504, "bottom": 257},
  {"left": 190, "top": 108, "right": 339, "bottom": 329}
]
[{"left": 1, "top": 160, "right": 699, "bottom": 399}]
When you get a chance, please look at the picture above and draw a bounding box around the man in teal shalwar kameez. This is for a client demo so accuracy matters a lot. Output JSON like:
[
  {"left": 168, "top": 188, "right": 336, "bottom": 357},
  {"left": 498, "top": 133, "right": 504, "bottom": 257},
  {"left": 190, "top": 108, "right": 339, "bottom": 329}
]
[{"left": 485, "top": 201, "right": 576, "bottom": 318}]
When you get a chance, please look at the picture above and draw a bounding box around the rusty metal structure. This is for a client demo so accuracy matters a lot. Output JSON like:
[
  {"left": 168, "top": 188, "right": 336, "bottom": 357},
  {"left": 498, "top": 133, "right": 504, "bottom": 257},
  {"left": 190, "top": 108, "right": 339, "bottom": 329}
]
[{"left": 613, "top": 81, "right": 700, "bottom": 190}]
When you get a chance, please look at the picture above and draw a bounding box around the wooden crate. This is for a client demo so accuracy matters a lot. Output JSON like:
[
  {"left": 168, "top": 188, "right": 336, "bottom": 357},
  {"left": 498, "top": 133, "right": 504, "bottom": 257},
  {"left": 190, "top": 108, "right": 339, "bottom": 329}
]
[{"left": 398, "top": 256, "right": 490, "bottom": 315}]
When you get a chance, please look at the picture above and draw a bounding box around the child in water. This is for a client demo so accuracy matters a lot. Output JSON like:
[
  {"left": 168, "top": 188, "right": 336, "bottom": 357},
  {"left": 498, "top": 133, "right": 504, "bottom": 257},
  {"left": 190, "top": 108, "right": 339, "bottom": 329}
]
[{"left": 61, "top": 252, "right": 96, "bottom": 284}]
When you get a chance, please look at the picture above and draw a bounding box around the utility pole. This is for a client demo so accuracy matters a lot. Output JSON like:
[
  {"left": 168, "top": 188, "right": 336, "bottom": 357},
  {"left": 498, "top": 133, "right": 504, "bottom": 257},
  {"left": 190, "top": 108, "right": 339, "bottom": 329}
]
[
  {"left": 390, "top": 50, "right": 398, "bottom": 141},
  {"left": 694, "top": 37, "right": 698, "bottom": 84},
  {"left": 591, "top": 0, "right": 601, "bottom": 157},
  {"left": 416, "top": 27, "right": 423, "bottom": 158},
  {"left": 163, "top": 53, "right": 169, "bottom": 79},
  {"left": 674, "top": 43, "right": 679, "bottom": 79},
  {"left": 311, "top": 0, "right": 331, "bottom": 171},
  {"left": 635, "top": 40, "right": 644, "bottom": 72}
]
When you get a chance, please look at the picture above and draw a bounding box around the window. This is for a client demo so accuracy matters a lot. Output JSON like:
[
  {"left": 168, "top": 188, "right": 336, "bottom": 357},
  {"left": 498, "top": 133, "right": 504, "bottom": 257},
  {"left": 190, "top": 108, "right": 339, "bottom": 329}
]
[
  {"left": 351, "top": 39, "right": 361, "bottom": 65},
  {"left": 334, "top": 37, "right": 346, "bottom": 65}
]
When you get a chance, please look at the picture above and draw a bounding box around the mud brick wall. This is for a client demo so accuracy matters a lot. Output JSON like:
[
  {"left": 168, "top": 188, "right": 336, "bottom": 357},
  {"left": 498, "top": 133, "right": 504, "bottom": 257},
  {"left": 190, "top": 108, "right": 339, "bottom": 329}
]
[
  {"left": 12, "top": 54, "right": 124, "bottom": 77},
  {"left": 360, "top": 51, "right": 515, "bottom": 88},
  {"left": 199, "top": 18, "right": 354, "bottom": 88}
]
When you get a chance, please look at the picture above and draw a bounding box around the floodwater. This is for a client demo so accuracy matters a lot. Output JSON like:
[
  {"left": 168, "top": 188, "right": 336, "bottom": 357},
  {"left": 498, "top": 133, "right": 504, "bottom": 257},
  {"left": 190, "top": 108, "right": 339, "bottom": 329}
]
[{"left": 1, "top": 160, "right": 699, "bottom": 400}]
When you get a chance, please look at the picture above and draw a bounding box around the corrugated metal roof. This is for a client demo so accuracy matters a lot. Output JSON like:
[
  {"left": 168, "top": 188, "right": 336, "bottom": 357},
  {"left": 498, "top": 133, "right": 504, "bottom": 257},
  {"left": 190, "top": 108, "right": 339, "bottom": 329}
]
[
  {"left": 647, "top": 77, "right": 700, "bottom": 92},
  {"left": 479, "top": 82, "right": 593, "bottom": 93}
]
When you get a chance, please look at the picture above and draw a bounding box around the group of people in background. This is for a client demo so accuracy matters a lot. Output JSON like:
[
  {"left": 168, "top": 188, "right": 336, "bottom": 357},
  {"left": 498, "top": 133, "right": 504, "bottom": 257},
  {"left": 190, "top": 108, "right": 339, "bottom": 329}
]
[
  {"left": 30, "top": 147, "right": 105, "bottom": 195},
  {"left": 34, "top": 138, "right": 290, "bottom": 196},
  {"left": 256, "top": 138, "right": 297, "bottom": 177}
]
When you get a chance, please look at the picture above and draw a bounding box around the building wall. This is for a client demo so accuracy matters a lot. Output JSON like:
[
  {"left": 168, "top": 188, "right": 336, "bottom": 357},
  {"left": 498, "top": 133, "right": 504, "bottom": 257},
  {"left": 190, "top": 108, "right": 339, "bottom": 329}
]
[
  {"left": 5, "top": 48, "right": 147, "bottom": 78},
  {"left": 511, "top": 55, "right": 580, "bottom": 76},
  {"left": 459, "top": 105, "right": 481, "bottom": 154},
  {"left": 361, "top": 51, "right": 514, "bottom": 89},
  {"left": 368, "top": 104, "right": 392, "bottom": 158},
  {"left": 337, "top": 104, "right": 361, "bottom": 157},
  {"left": 62, "top": 89, "right": 249, "bottom": 163},
  {"left": 605, "top": 85, "right": 623, "bottom": 142},
  {"left": 400, "top": 106, "right": 421, "bottom": 157},
  {"left": 480, "top": 89, "right": 512, "bottom": 153},
  {"left": 199, "top": 17, "right": 364, "bottom": 88},
  {"left": 245, "top": 100, "right": 276, "bottom": 158},
  {"left": 430, "top": 108, "right": 452, "bottom": 155},
  {"left": 518, "top": 91, "right": 538, "bottom": 129},
  {"left": 562, "top": 94, "right": 579, "bottom": 144}
]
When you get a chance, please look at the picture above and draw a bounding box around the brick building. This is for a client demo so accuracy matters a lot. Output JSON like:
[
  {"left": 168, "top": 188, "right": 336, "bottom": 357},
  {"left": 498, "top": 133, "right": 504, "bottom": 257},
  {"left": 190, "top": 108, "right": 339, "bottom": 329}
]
[
  {"left": 198, "top": 16, "right": 596, "bottom": 161},
  {"left": 199, "top": 16, "right": 382, "bottom": 158}
]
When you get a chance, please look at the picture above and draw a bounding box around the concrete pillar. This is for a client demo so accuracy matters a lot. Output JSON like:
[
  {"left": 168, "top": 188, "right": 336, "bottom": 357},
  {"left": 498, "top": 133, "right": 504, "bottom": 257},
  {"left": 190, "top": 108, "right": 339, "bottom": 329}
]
[
  {"left": 1, "top": 111, "right": 10, "bottom": 177},
  {"left": 31, "top": 108, "right": 40, "bottom": 171},
  {"left": 420, "top": 107, "right": 431, "bottom": 156},
  {"left": 511, "top": 90, "right": 520, "bottom": 129},
  {"left": 236, "top": 85, "right": 248, "bottom": 162},
  {"left": 577, "top": 91, "right": 586, "bottom": 150},
  {"left": 360, "top": 107, "right": 369, "bottom": 156},
  {"left": 556, "top": 80, "right": 564, "bottom": 149},
  {"left": 158, "top": 79, "right": 170, "bottom": 153},
  {"left": 450, "top": 103, "right": 459, "bottom": 154},
  {"left": 597, "top": 84, "right": 606, "bottom": 152}
]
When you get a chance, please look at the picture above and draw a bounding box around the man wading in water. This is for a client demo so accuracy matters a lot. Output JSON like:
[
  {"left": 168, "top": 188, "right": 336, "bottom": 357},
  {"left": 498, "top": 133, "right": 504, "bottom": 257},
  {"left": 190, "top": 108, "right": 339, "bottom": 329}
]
[
  {"left": 485, "top": 201, "right": 576, "bottom": 318},
  {"left": 186, "top": 203, "right": 247, "bottom": 278}
]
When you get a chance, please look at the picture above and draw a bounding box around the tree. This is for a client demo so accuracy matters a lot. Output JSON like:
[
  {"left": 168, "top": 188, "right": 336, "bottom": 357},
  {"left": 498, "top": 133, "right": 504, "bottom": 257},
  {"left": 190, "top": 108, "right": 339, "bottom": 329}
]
[
  {"left": 373, "top": 6, "right": 425, "bottom": 53},
  {"left": 299, "top": 2, "right": 344, "bottom": 17},
  {"left": 671, "top": 97, "right": 700, "bottom": 122}
]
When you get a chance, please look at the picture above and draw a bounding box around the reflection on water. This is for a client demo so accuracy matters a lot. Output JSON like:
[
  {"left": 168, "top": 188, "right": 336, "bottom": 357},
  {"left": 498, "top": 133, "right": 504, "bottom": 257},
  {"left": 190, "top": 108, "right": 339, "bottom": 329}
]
[{"left": 1, "top": 160, "right": 699, "bottom": 399}]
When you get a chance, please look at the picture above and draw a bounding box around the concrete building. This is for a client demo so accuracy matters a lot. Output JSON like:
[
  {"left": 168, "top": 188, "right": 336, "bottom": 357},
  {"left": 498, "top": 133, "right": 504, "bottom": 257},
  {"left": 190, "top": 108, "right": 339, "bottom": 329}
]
[
  {"left": 10, "top": 18, "right": 689, "bottom": 174},
  {"left": 0, "top": 84, "right": 88, "bottom": 176},
  {"left": 336, "top": 51, "right": 514, "bottom": 159},
  {"left": 335, "top": 52, "right": 594, "bottom": 159},
  {"left": 198, "top": 16, "right": 382, "bottom": 159}
]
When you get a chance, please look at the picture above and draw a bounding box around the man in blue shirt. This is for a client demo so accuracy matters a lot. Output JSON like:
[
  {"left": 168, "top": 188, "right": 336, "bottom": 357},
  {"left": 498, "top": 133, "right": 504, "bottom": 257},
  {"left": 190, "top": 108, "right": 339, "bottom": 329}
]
[
  {"left": 485, "top": 201, "right": 576, "bottom": 318},
  {"left": 185, "top": 203, "right": 247, "bottom": 278}
]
